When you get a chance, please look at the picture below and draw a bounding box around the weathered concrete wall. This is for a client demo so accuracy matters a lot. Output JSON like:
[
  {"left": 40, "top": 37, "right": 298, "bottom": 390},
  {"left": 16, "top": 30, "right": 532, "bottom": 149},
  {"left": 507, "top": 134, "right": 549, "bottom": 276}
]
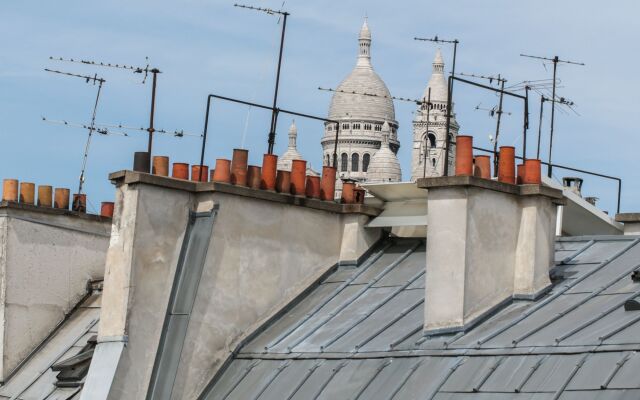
[
  {"left": 420, "top": 177, "right": 561, "bottom": 334},
  {"left": 102, "top": 183, "right": 192, "bottom": 400},
  {"left": 0, "top": 204, "right": 110, "bottom": 380},
  {"left": 92, "top": 173, "right": 380, "bottom": 400}
]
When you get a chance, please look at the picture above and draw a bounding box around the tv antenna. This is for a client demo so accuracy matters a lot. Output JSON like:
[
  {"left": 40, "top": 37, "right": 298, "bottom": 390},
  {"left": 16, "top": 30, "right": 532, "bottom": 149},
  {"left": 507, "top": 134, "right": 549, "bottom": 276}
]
[
  {"left": 414, "top": 35, "right": 460, "bottom": 175},
  {"left": 520, "top": 54, "right": 584, "bottom": 177},
  {"left": 41, "top": 117, "right": 202, "bottom": 138},
  {"left": 318, "top": 87, "right": 428, "bottom": 106},
  {"left": 45, "top": 68, "right": 105, "bottom": 211},
  {"left": 534, "top": 95, "right": 575, "bottom": 160},
  {"left": 50, "top": 56, "right": 161, "bottom": 171},
  {"left": 234, "top": 3, "right": 290, "bottom": 155},
  {"left": 461, "top": 72, "right": 509, "bottom": 176}
]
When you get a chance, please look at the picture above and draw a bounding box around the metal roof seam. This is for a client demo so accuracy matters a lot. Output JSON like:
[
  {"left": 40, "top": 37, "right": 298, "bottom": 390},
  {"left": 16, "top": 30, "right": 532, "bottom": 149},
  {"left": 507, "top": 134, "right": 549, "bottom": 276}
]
[
  {"left": 263, "top": 241, "right": 393, "bottom": 351},
  {"left": 598, "top": 313, "right": 640, "bottom": 343},
  {"left": 477, "top": 237, "right": 640, "bottom": 347},
  {"left": 515, "top": 264, "right": 640, "bottom": 345},
  {"left": 600, "top": 352, "right": 631, "bottom": 389},
  {"left": 284, "top": 362, "right": 322, "bottom": 400},
  {"left": 249, "top": 360, "right": 291, "bottom": 400},
  {"left": 514, "top": 354, "right": 550, "bottom": 393},
  {"left": 387, "top": 359, "right": 423, "bottom": 400},
  {"left": 310, "top": 361, "right": 346, "bottom": 400},
  {"left": 285, "top": 242, "right": 421, "bottom": 352},
  {"left": 555, "top": 289, "right": 640, "bottom": 344},
  {"left": 355, "top": 298, "right": 424, "bottom": 351},
  {"left": 320, "top": 269, "right": 426, "bottom": 351},
  {"left": 472, "top": 356, "right": 505, "bottom": 392},
  {"left": 221, "top": 360, "right": 261, "bottom": 400},
  {"left": 426, "top": 357, "right": 466, "bottom": 400},
  {"left": 559, "top": 240, "right": 596, "bottom": 265},
  {"left": 353, "top": 359, "right": 392, "bottom": 400},
  {"left": 8, "top": 318, "right": 99, "bottom": 400},
  {"left": 551, "top": 353, "right": 589, "bottom": 400}
]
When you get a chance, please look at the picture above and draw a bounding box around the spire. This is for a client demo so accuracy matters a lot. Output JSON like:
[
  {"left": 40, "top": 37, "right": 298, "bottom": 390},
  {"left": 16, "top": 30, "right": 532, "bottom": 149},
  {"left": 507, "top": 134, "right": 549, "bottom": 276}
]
[
  {"left": 288, "top": 120, "right": 297, "bottom": 149},
  {"left": 381, "top": 120, "right": 390, "bottom": 146},
  {"left": 433, "top": 48, "right": 444, "bottom": 73},
  {"left": 357, "top": 18, "right": 372, "bottom": 68},
  {"left": 422, "top": 48, "right": 448, "bottom": 103}
]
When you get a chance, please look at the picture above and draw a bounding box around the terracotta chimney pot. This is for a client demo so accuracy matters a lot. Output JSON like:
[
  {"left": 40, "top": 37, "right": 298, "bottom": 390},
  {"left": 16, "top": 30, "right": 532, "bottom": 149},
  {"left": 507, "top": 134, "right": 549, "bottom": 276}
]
[{"left": 455, "top": 135, "right": 474, "bottom": 176}]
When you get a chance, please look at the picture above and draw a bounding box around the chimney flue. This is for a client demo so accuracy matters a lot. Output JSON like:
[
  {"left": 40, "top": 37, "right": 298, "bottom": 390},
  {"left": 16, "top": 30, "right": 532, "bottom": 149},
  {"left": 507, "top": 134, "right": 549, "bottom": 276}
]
[{"left": 2, "top": 179, "right": 19, "bottom": 202}]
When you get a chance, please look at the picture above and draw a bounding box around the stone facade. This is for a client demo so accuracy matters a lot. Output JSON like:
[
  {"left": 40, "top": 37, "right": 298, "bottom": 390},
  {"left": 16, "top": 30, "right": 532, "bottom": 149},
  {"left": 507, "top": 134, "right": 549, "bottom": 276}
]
[{"left": 321, "top": 19, "right": 400, "bottom": 195}]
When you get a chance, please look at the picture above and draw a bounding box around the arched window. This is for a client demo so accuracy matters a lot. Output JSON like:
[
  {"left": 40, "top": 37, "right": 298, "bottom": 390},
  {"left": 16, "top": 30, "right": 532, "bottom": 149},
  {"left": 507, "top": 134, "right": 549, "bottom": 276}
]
[
  {"left": 342, "top": 123, "right": 350, "bottom": 130},
  {"left": 351, "top": 153, "right": 359, "bottom": 172},
  {"left": 326, "top": 154, "right": 330, "bottom": 166},
  {"left": 341, "top": 153, "right": 348, "bottom": 172},
  {"left": 364, "top": 123, "right": 372, "bottom": 130},
  {"left": 374, "top": 124, "right": 382, "bottom": 132},
  {"left": 353, "top": 123, "right": 361, "bottom": 130},
  {"left": 363, "top": 153, "right": 371, "bottom": 172},
  {"left": 432, "top": 158, "right": 436, "bottom": 167},
  {"left": 427, "top": 133, "right": 437, "bottom": 148}
]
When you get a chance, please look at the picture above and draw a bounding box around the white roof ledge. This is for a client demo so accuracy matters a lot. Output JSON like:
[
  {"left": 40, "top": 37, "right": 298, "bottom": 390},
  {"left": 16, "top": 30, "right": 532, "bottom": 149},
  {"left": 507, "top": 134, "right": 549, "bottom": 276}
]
[{"left": 362, "top": 182, "right": 427, "bottom": 228}]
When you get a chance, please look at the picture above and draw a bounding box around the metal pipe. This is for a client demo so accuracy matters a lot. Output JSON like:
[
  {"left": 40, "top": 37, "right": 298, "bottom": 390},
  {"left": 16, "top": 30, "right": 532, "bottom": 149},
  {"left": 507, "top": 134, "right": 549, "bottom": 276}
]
[
  {"left": 492, "top": 78, "right": 505, "bottom": 177},
  {"left": 548, "top": 56, "right": 559, "bottom": 177},
  {"left": 147, "top": 69, "right": 159, "bottom": 169},
  {"left": 267, "top": 12, "right": 289, "bottom": 154},
  {"left": 537, "top": 95, "right": 546, "bottom": 159},
  {"left": 442, "top": 40, "right": 458, "bottom": 176},
  {"left": 423, "top": 88, "right": 431, "bottom": 178},
  {"left": 77, "top": 78, "right": 104, "bottom": 198}
]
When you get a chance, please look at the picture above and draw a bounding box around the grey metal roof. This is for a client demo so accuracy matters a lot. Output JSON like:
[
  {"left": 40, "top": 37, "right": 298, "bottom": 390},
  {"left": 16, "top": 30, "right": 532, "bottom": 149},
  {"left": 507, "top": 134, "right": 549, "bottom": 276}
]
[
  {"left": 0, "top": 291, "right": 101, "bottom": 400},
  {"left": 201, "top": 236, "right": 640, "bottom": 399}
]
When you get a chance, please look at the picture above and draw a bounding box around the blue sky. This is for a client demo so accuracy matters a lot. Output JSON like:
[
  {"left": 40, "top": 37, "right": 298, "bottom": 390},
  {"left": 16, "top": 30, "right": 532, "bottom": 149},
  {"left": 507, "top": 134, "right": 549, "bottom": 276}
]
[{"left": 1, "top": 1, "right": 637, "bottom": 214}]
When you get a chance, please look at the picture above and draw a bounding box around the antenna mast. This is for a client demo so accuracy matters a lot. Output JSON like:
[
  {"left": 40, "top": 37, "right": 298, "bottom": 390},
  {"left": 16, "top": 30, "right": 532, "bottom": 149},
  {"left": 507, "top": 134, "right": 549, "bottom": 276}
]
[
  {"left": 50, "top": 56, "right": 161, "bottom": 171},
  {"left": 235, "top": 3, "right": 290, "bottom": 155},
  {"left": 520, "top": 54, "right": 584, "bottom": 177},
  {"left": 461, "top": 72, "right": 507, "bottom": 176},
  {"left": 45, "top": 68, "right": 105, "bottom": 210}
]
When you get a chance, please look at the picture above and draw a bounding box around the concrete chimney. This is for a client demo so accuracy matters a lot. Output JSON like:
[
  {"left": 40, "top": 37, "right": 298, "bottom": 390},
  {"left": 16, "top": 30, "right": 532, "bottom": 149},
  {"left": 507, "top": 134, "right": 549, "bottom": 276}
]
[{"left": 418, "top": 175, "right": 564, "bottom": 334}]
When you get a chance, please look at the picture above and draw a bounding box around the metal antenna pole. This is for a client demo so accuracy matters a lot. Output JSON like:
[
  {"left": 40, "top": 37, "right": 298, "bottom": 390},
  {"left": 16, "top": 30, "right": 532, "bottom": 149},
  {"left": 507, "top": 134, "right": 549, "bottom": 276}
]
[
  {"left": 234, "top": 4, "right": 290, "bottom": 154},
  {"left": 147, "top": 69, "right": 159, "bottom": 169},
  {"left": 443, "top": 40, "right": 458, "bottom": 175},
  {"left": 77, "top": 79, "right": 104, "bottom": 197},
  {"left": 422, "top": 88, "right": 432, "bottom": 178},
  {"left": 520, "top": 53, "right": 584, "bottom": 177},
  {"left": 492, "top": 77, "right": 506, "bottom": 177},
  {"left": 547, "top": 57, "right": 558, "bottom": 177},
  {"left": 268, "top": 12, "right": 288, "bottom": 154},
  {"left": 537, "top": 95, "right": 546, "bottom": 159}
]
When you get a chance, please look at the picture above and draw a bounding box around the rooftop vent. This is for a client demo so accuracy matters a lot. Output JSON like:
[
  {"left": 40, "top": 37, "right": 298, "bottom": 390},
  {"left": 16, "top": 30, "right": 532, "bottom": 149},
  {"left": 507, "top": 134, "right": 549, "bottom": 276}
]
[
  {"left": 624, "top": 299, "right": 640, "bottom": 311},
  {"left": 51, "top": 335, "right": 97, "bottom": 387},
  {"left": 563, "top": 177, "right": 583, "bottom": 197},
  {"left": 584, "top": 196, "right": 598, "bottom": 206}
]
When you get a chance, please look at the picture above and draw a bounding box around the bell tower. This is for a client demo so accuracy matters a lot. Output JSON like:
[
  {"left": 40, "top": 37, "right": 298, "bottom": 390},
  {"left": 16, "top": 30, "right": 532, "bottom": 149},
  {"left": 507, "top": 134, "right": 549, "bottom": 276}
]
[{"left": 411, "top": 49, "right": 459, "bottom": 180}]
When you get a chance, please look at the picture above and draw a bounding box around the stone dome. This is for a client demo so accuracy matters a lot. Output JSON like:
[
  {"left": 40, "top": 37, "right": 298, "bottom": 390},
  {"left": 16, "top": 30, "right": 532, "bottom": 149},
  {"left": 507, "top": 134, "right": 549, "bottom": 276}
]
[
  {"left": 366, "top": 121, "right": 402, "bottom": 183},
  {"left": 328, "top": 20, "right": 396, "bottom": 123}
]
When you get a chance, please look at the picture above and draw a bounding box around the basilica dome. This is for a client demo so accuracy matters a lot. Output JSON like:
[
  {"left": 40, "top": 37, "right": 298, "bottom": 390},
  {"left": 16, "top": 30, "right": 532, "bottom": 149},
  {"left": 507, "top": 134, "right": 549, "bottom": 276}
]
[{"left": 327, "top": 20, "right": 396, "bottom": 123}]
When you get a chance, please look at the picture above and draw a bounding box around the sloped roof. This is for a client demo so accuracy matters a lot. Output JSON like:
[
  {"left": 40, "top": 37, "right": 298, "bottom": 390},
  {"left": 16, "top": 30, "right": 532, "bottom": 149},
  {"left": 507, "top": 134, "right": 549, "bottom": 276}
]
[
  {"left": 0, "top": 288, "right": 101, "bottom": 400},
  {"left": 202, "top": 236, "right": 640, "bottom": 399}
]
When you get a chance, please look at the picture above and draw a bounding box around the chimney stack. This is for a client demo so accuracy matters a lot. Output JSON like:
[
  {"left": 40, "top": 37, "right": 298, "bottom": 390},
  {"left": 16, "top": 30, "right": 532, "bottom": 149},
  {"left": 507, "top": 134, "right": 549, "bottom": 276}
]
[{"left": 418, "top": 175, "right": 564, "bottom": 334}]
